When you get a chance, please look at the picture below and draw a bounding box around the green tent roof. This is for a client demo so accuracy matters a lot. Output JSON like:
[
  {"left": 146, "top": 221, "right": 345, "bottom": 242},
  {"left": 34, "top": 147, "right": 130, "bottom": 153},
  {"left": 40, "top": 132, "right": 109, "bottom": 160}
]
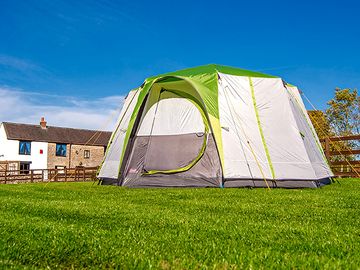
[{"left": 147, "top": 64, "right": 278, "bottom": 81}]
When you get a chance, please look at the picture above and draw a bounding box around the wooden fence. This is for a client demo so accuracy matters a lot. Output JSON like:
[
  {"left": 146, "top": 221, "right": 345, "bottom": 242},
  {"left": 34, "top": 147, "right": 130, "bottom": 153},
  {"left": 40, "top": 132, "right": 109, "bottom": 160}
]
[
  {"left": 0, "top": 166, "right": 98, "bottom": 184},
  {"left": 320, "top": 134, "right": 360, "bottom": 178}
]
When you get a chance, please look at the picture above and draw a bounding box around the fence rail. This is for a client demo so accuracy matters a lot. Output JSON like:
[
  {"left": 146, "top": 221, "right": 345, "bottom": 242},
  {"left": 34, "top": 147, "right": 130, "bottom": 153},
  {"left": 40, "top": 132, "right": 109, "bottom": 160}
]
[
  {"left": 0, "top": 167, "right": 98, "bottom": 184},
  {"left": 319, "top": 134, "right": 360, "bottom": 178}
]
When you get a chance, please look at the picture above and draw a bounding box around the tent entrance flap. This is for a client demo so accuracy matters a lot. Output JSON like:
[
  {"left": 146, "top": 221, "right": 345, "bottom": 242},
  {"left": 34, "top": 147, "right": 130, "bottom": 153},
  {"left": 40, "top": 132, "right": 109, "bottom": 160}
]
[
  {"left": 121, "top": 82, "right": 222, "bottom": 187},
  {"left": 139, "top": 89, "right": 209, "bottom": 174}
]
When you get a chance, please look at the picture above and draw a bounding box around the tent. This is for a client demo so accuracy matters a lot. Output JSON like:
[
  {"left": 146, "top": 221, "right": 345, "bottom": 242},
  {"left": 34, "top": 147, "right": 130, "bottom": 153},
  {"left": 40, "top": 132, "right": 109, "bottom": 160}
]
[{"left": 98, "top": 64, "right": 333, "bottom": 188}]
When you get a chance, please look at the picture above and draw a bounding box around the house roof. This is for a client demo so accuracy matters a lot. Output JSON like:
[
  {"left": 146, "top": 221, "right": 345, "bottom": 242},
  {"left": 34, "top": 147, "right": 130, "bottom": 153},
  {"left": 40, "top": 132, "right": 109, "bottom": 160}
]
[{"left": 2, "top": 122, "right": 112, "bottom": 147}]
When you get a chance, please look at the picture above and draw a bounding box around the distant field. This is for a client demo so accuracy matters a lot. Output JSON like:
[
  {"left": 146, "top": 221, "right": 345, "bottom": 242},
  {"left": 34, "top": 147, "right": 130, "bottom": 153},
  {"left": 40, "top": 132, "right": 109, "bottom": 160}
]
[{"left": 0, "top": 179, "right": 359, "bottom": 269}]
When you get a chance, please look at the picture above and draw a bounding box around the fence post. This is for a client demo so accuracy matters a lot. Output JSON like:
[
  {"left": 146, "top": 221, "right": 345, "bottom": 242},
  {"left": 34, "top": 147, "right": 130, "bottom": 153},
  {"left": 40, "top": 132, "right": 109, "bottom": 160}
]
[
  {"left": 30, "top": 170, "right": 34, "bottom": 183},
  {"left": 65, "top": 168, "right": 67, "bottom": 182},
  {"left": 4, "top": 170, "right": 7, "bottom": 184}
]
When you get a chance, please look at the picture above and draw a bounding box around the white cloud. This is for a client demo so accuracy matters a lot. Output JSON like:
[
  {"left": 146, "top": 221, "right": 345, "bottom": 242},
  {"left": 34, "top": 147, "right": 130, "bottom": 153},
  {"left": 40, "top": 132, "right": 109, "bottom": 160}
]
[
  {"left": 0, "top": 55, "right": 39, "bottom": 72},
  {"left": 0, "top": 86, "right": 125, "bottom": 131}
]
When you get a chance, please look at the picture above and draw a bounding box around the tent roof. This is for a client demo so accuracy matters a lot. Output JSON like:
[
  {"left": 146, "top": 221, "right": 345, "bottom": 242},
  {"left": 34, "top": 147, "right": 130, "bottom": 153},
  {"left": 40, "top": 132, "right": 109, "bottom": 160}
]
[{"left": 147, "top": 64, "right": 278, "bottom": 81}]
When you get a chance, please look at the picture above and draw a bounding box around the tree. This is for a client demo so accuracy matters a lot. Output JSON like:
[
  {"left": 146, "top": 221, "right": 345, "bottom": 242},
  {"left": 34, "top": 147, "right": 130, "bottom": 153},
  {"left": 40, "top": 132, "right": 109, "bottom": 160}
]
[
  {"left": 308, "top": 88, "right": 359, "bottom": 163},
  {"left": 308, "top": 110, "right": 333, "bottom": 138},
  {"left": 308, "top": 109, "right": 345, "bottom": 161},
  {"left": 326, "top": 88, "right": 359, "bottom": 136}
]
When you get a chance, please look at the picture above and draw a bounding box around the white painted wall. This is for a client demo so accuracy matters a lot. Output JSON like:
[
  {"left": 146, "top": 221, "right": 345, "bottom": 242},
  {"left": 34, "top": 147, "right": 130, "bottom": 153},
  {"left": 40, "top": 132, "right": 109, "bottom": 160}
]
[
  {"left": 0, "top": 123, "right": 48, "bottom": 169},
  {"left": 0, "top": 123, "right": 10, "bottom": 161},
  {"left": 0, "top": 124, "right": 6, "bottom": 160}
]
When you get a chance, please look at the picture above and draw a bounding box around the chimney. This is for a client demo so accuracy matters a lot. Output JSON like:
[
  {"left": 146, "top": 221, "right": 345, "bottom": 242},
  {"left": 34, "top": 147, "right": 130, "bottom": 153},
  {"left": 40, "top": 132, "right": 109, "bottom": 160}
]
[{"left": 40, "top": 117, "right": 47, "bottom": 129}]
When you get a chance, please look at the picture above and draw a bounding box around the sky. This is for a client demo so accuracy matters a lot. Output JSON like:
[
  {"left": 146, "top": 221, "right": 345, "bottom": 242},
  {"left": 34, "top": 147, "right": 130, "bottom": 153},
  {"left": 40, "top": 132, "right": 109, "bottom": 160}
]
[{"left": 0, "top": 0, "right": 359, "bottom": 130}]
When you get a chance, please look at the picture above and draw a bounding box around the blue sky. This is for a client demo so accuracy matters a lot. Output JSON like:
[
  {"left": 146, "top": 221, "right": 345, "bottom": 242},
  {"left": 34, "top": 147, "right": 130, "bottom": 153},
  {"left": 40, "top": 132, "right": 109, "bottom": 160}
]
[{"left": 0, "top": 0, "right": 359, "bottom": 129}]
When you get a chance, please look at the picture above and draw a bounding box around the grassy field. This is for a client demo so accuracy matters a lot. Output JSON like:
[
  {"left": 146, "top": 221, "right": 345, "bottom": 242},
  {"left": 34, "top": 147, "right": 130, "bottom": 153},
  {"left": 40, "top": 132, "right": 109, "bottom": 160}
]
[{"left": 0, "top": 179, "right": 359, "bottom": 269}]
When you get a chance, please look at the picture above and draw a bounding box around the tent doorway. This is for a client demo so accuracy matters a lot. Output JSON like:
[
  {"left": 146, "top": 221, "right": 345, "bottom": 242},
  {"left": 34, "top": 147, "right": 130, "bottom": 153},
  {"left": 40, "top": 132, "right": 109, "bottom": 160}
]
[
  {"left": 141, "top": 90, "right": 208, "bottom": 174},
  {"left": 121, "top": 80, "right": 222, "bottom": 187}
]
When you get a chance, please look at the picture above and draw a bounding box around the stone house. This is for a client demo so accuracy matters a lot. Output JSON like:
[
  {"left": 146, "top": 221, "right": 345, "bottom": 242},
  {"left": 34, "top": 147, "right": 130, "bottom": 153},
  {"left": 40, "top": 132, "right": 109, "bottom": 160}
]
[{"left": 0, "top": 118, "right": 111, "bottom": 173}]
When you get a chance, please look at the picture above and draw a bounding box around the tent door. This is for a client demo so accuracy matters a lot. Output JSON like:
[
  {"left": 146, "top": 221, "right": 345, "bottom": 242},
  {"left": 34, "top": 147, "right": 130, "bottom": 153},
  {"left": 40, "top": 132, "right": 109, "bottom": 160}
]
[
  {"left": 140, "top": 89, "right": 208, "bottom": 175},
  {"left": 122, "top": 84, "right": 222, "bottom": 187}
]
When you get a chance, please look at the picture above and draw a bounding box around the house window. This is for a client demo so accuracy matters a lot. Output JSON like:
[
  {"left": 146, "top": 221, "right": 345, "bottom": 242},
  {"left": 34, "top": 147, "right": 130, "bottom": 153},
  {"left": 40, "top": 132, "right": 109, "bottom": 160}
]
[
  {"left": 84, "top": 150, "right": 90, "bottom": 159},
  {"left": 19, "top": 141, "right": 31, "bottom": 155},
  {"left": 56, "top": 144, "right": 67, "bottom": 157},
  {"left": 20, "top": 162, "right": 30, "bottom": 174}
]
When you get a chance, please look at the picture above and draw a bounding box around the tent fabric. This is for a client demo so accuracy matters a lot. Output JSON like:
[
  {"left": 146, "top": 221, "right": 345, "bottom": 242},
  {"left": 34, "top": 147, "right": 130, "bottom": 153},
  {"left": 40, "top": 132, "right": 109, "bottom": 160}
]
[
  {"left": 98, "top": 89, "right": 140, "bottom": 179},
  {"left": 286, "top": 85, "right": 333, "bottom": 179},
  {"left": 98, "top": 64, "right": 333, "bottom": 188},
  {"left": 137, "top": 90, "right": 205, "bottom": 136},
  {"left": 251, "top": 77, "right": 317, "bottom": 180},
  {"left": 218, "top": 73, "right": 271, "bottom": 179}
]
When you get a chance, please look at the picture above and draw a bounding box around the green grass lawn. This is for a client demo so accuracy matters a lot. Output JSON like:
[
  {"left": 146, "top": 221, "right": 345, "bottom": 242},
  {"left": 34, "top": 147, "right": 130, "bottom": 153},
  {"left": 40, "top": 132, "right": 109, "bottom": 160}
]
[{"left": 0, "top": 180, "right": 359, "bottom": 269}]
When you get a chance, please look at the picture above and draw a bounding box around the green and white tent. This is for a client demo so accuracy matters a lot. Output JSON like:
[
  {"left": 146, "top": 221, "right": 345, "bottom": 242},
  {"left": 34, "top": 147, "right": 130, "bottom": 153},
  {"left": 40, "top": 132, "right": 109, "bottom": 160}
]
[{"left": 98, "top": 64, "right": 333, "bottom": 188}]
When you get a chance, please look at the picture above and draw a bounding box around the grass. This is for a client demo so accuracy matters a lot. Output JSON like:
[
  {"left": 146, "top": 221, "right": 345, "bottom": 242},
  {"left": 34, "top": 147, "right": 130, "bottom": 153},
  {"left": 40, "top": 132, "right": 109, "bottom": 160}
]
[{"left": 0, "top": 179, "right": 359, "bottom": 269}]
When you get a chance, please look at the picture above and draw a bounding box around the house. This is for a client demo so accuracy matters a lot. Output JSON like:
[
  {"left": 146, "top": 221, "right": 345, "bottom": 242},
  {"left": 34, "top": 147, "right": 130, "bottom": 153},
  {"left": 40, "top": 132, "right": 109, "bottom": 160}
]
[{"left": 0, "top": 118, "right": 112, "bottom": 174}]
